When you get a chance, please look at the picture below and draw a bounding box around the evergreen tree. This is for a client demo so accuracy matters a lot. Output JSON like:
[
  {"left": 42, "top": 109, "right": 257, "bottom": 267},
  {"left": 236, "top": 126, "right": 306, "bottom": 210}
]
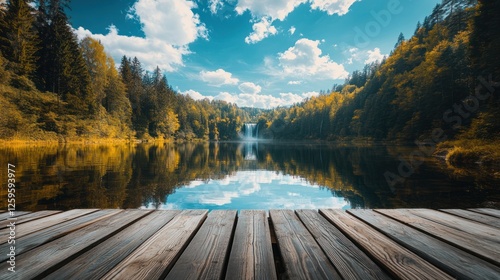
[{"left": 0, "top": 0, "right": 40, "bottom": 77}]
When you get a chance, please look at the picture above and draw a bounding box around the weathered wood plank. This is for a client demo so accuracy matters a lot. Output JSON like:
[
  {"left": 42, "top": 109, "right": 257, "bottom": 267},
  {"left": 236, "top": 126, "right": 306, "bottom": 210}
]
[
  {"left": 376, "top": 209, "right": 500, "bottom": 266},
  {"left": 0, "top": 209, "right": 119, "bottom": 261},
  {"left": 226, "top": 210, "right": 277, "bottom": 280},
  {"left": 0, "top": 211, "right": 30, "bottom": 220},
  {"left": 45, "top": 210, "right": 181, "bottom": 280},
  {"left": 402, "top": 209, "right": 500, "bottom": 243},
  {"left": 0, "top": 208, "right": 98, "bottom": 244},
  {"left": 296, "top": 209, "right": 390, "bottom": 280},
  {"left": 320, "top": 209, "right": 452, "bottom": 280},
  {"left": 440, "top": 209, "right": 500, "bottom": 228},
  {"left": 165, "top": 210, "right": 237, "bottom": 280},
  {"left": 270, "top": 210, "right": 341, "bottom": 280},
  {"left": 469, "top": 208, "right": 500, "bottom": 219},
  {"left": 0, "top": 210, "right": 150, "bottom": 280},
  {"left": 350, "top": 209, "right": 500, "bottom": 279},
  {"left": 0, "top": 210, "right": 61, "bottom": 229},
  {"left": 102, "top": 210, "right": 208, "bottom": 280}
]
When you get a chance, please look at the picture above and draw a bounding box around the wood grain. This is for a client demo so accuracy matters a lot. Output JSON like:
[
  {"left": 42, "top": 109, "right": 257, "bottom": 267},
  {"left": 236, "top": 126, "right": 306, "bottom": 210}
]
[
  {"left": 0, "top": 210, "right": 60, "bottom": 229},
  {"left": 103, "top": 210, "right": 208, "bottom": 280},
  {"left": 469, "top": 208, "right": 500, "bottom": 219},
  {"left": 226, "top": 210, "right": 277, "bottom": 280},
  {"left": 0, "top": 209, "right": 97, "bottom": 244},
  {"left": 376, "top": 209, "right": 500, "bottom": 266},
  {"left": 45, "top": 210, "right": 180, "bottom": 280},
  {"left": 0, "top": 209, "right": 119, "bottom": 261},
  {"left": 439, "top": 209, "right": 500, "bottom": 228},
  {"left": 296, "top": 209, "right": 390, "bottom": 280},
  {"left": 350, "top": 209, "right": 500, "bottom": 279},
  {"left": 165, "top": 210, "right": 237, "bottom": 280},
  {"left": 320, "top": 209, "right": 452, "bottom": 280},
  {"left": 0, "top": 211, "right": 30, "bottom": 220},
  {"left": 402, "top": 209, "right": 500, "bottom": 243},
  {"left": 270, "top": 210, "right": 341, "bottom": 280},
  {"left": 0, "top": 210, "right": 150, "bottom": 280}
]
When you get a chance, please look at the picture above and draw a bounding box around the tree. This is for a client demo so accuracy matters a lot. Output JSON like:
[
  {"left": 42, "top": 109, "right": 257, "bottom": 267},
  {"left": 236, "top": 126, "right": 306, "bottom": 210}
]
[
  {"left": 0, "top": 0, "right": 40, "bottom": 77},
  {"left": 80, "top": 36, "right": 107, "bottom": 110}
]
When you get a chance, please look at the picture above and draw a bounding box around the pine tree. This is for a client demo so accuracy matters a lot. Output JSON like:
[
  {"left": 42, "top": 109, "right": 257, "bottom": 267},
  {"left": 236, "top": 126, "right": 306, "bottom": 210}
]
[{"left": 0, "top": 0, "right": 40, "bottom": 77}]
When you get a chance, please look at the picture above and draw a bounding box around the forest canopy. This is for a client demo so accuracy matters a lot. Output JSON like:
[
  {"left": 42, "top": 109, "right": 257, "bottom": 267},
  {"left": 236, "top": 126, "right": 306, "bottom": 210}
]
[{"left": 0, "top": 0, "right": 498, "bottom": 146}]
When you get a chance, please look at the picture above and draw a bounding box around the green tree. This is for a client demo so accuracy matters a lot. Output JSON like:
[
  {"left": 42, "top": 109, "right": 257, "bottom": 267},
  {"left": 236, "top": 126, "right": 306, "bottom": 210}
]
[{"left": 0, "top": 0, "right": 40, "bottom": 77}]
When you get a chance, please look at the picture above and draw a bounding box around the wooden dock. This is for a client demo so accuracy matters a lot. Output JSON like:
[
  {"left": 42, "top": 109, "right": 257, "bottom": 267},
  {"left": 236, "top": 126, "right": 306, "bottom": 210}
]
[{"left": 1, "top": 208, "right": 500, "bottom": 279}]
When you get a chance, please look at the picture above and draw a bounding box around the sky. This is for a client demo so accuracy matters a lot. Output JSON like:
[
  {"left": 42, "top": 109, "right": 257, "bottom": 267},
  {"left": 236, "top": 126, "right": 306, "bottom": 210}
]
[{"left": 68, "top": 0, "right": 441, "bottom": 108}]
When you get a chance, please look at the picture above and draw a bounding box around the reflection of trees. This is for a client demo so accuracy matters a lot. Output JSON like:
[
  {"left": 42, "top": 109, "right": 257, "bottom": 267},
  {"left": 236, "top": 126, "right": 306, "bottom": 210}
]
[{"left": 1, "top": 142, "right": 498, "bottom": 211}]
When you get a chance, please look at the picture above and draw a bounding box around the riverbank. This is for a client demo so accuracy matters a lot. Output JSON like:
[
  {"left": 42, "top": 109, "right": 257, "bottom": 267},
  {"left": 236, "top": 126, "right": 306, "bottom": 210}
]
[{"left": 435, "top": 139, "right": 500, "bottom": 174}]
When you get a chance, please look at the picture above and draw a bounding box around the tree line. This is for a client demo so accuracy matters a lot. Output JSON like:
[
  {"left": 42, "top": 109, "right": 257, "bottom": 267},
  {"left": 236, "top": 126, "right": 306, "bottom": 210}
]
[
  {"left": 260, "top": 0, "right": 499, "bottom": 143},
  {"left": 0, "top": 0, "right": 250, "bottom": 141}
]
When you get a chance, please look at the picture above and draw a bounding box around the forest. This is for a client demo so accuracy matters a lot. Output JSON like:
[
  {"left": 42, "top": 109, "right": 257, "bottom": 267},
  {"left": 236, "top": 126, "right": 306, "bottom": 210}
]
[{"left": 0, "top": 0, "right": 498, "bottom": 166}]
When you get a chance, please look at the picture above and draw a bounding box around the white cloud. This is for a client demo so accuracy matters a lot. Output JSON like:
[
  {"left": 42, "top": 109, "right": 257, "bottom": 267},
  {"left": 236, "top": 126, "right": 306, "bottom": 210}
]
[
  {"left": 278, "top": 38, "right": 348, "bottom": 80},
  {"left": 200, "top": 69, "right": 239, "bottom": 86},
  {"left": 73, "top": 0, "right": 207, "bottom": 71},
  {"left": 238, "top": 82, "right": 262, "bottom": 94},
  {"left": 365, "top": 47, "right": 387, "bottom": 64},
  {"left": 244, "top": 17, "right": 278, "bottom": 44},
  {"left": 180, "top": 89, "right": 214, "bottom": 101},
  {"left": 310, "top": 0, "right": 357, "bottom": 16},
  {"left": 208, "top": 0, "right": 224, "bottom": 14},
  {"left": 289, "top": 26, "right": 296, "bottom": 35},
  {"left": 235, "top": 0, "right": 357, "bottom": 43},
  {"left": 213, "top": 90, "right": 316, "bottom": 109},
  {"left": 288, "top": 80, "right": 302, "bottom": 85},
  {"left": 235, "top": 0, "right": 306, "bottom": 21}
]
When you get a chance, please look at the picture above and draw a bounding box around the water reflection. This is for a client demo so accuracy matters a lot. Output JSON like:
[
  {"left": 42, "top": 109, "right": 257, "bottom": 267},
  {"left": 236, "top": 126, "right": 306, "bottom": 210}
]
[
  {"left": 0, "top": 142, "right": 498, "bottom": 211},
  {"left": 146, "top": 170, "right": 349, "bottom": 210}
]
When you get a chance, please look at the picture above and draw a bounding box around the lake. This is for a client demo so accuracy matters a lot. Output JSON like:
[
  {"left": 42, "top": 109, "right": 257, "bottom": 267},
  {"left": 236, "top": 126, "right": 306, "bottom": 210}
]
[{"left": 1, "top": 142, "right": 499, "bottom": 211}]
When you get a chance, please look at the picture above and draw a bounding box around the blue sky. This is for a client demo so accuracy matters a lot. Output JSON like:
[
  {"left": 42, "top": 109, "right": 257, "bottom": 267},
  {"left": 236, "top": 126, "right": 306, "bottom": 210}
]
[{"left": 69, "top": 0, "right": 441, "bottom": 108}]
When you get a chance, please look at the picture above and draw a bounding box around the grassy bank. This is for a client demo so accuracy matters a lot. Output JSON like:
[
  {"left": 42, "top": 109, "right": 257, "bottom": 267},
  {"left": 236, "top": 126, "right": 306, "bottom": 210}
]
[{"left": 436, "top": 139, "right": 500, "bottom": 172}]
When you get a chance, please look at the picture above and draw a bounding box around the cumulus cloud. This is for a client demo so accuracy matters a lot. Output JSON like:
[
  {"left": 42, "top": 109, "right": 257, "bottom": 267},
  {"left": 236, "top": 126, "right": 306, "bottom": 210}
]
[
  {"left": 288, "top": 80, "right": 302, "bottom": 85},
  {"left": 289, "top": 26, "right": 296, "bottom": 35},
  {"left": 236, "top": 0, "right": 357, "bottom": 43},
  {"left": 244, "top": 17, "right": 277, "bottom": 44},
  {"left": 310, "top": 0, "right": 357, "bottom": 16},
  {"left": 213, "top": 91, "right": 317, "bottom": 108},
  {"left": 200, "top": 69, "right": 239, "bottom": 86},
  {"left": 73, "top": 0, "right": 207, "bottom": 71},
  {"left": 365, "top": 47, "right": 387, "bottom": 64},
  {"left": 238, "top": 82, "right": 262, "bottom": 94},
  {"left": 208, "top": 0, "right": 224, "bottom": 14},
  {"left": 278, "top": 38, "right": 348, "bottom": 80},
  {"left": 180, "top": 89, "right": 214, "bottom": 101}
]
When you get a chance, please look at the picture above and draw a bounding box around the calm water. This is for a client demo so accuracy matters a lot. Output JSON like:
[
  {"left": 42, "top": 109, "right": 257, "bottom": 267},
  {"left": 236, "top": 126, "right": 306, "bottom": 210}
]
[{"left": 1, "top": 142, "right": 499, "bottom": 211}]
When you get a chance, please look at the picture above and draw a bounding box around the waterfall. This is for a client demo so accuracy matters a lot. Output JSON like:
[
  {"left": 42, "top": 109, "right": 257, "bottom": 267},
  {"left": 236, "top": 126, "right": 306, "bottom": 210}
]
[{"left": 243, "top": 123, "right": 257, "bottom": 140}]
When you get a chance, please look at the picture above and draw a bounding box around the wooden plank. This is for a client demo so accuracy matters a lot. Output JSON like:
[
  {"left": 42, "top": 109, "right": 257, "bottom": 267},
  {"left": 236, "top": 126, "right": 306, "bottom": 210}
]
[
  {"left": 45, "top": 210, "right": 181, "bottom": 280},
  {"left": 296, "top": 209, "right": 390, "bottom": 280},
  {"left": 0, "top": 211, "right": 30, "bottom": 220},
  {"left": 403, "top": 209, "right": 500, "bottom": 243},
  {"left": 102, "top": 210, "right": 208, "bottom": 280},
  {"left": 376, "top": 209, "right": 500, "bottom": 266},
  {"left": 0, "top": 209, "right": 98, "bottom": 244},
  {"left": 0, "top": 210, "right": 61, "bottom": 229},
  {"left": 269, "top": 210, "right": 341, "bottom": 280},
  {"left": 226, "top": 210, "right": 277, "bottom": 280},
  {"left": 0, "top": 209, "right": 120, "bottom": 261},
  {"left": 469, "top": 208, "right": 500, "bottom": 219},
  {"left": 440, "top": 209, "right": 500, "bottom": 228},
  {"left": 0, "top": 210, "right": 151, "bottom": 280},
  {"left": 350, "top": 209, "right": 500, "bottom": 279},
  {"left": 320, "top": 209, "right": 453, "bottom": 280},
  {"left": 165, "top": 210, "right": 237, "bottom": 280}
]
